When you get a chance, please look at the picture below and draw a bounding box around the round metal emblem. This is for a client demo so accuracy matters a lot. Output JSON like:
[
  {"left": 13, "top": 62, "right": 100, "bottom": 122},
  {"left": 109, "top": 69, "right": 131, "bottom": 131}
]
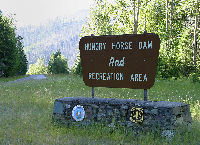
[
  {"left": 72, "top": 105, "right": 85, "bottom": 121},
  {"left": 130, "top": 107, "right": 143, "bottom": 123}
]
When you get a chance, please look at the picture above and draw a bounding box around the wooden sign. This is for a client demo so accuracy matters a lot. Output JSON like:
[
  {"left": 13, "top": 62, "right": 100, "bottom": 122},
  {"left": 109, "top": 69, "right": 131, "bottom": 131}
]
[{"left": 79, "top": 33, "right": 160, "bottom": 89}]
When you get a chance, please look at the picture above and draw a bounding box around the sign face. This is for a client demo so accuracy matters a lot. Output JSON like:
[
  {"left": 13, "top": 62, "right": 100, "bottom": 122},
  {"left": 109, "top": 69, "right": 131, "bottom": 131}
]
[
  {"left": 79, "top": 34, "right": 160, "bottom": 89},
  {"left": 72, "top": 105, "right": 85, "bottom": 121}
]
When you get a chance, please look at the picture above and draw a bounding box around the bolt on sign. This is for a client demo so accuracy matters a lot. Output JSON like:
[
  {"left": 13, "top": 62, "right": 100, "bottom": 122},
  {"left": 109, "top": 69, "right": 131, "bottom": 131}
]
[{"left": 79, "top": 33, "right": 160, "bottom": 89}]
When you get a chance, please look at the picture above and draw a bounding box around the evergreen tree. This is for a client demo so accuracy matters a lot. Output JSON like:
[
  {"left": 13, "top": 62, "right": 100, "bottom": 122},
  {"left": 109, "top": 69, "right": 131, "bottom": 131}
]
[
  {"left": 0, "top": 13, "right": 17, "bottom": 77},
  {"left": 71, "top": 52, "right": 82, "bottom": 75},
  {"left": 0, "top": 12, "right": 28, "bottom": 77},
  {"left": 48, "top": 50, "right": 69, "bottom": 74},
  {"left": 15, "top": 35, "right": 28, "bottom": 75}
]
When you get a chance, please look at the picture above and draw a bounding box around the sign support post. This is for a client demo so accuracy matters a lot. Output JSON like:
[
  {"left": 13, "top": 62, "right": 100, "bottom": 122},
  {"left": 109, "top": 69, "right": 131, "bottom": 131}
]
[
  {"left": 144, "top": 89, "right": 147, "bottom": 101},
  {"left": 92, "top": 87, "right": 94, "bottom": 98},
  {"left": 91, "top": 34, "right": 95, "bottom": 99}
]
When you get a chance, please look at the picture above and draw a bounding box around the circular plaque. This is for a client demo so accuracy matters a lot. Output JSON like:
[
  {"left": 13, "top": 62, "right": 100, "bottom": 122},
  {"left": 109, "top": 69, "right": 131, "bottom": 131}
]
[
  {"left": 72, "top": 105, "right": 85, "bottom": 121},
  {"left": 130, "top": 107, "right": 143, "bottom": 123}
]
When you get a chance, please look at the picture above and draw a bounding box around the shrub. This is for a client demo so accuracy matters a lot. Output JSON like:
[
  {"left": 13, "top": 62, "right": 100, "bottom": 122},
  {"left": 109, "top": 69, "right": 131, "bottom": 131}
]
[
  {"left": 48, "top": 50, "right": 69, "bottom": 74},
  {"left": 27, "top": 58, "right": 47, "bottom": 75}
]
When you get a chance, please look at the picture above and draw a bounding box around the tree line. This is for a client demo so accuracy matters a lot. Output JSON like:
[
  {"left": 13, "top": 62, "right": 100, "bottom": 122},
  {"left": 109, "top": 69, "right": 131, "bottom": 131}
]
[
  {"left": 0, "top": 12, "right": 28, "bottom": 77},
  {"left": 73, "top": 0, "right": 199, "bottom": 81}
]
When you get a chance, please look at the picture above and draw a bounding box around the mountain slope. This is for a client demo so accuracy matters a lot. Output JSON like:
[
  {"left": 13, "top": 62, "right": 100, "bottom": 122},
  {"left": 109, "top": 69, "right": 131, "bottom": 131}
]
[{"left": 16, "top": 9, "right": 89, "bottom": 69}]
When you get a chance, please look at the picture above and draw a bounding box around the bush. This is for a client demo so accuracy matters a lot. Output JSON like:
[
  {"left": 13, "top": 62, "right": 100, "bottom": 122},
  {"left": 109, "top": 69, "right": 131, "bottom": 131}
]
[
  {"left": 190, "top": 73, "right": 200, "bottom": 83},
  {"left": 27, "top": 58, "right": 47, "bottom": 75},
  {"left": 48, "top": 50, "right": 69, "bottom": 74}
]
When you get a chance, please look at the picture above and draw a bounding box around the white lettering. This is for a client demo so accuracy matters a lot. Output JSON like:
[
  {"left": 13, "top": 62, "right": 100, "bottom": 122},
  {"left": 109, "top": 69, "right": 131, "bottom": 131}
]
[
  {"left": 107, "top": 73, "right": 111, "bottom": 80},
  {"left": 111, "top": 42, "right": 132, "bottom": 49},
  {"left": 89, "top": 73, "right": 95, "bottom": 79},
  {"left": 143, "top": 42, "right": 147, "bottom": 49},
  {"left": 99, "top": 73, "right": 102, "bottom": 80},
  {"left": 139, "top": 42, "right": 142, "bottom": 49},
  {"left": 112, "top": 42, "right": 115, "bottom": 49},
  {"left": 89, "top": 73, "right": 124, "bottom": 81},
  {"left": 85, "top": 43, "right": 89, "bottom": 50},
  {"left": 115, "top": 73, "right": 118, "bottom": 80},
  {"left": 96, "top": 73, "right": 99, "bottom": 80},
  {"left": 121, "top": 42, "right": 124, "bottom": 49},
  {"left": 111, "top": 73, "right": 115, "bottom": 80},
  {"left": 84, "top": 43, "right": 106, "bottom": 50},
  {"left": 120, "top": 57, "right": 125, "bottom": 66},
  {"left": 129, "top": 42, "right": 132, "bottom": 49},
  {"left": 103, "top": 73, "right": 106, "bottom": 80},
  {"left": 103, "top": 43, "right": 106, "bottom": 49},
  {"left": 144, "top": 74, "right": 147, "bottom": 81},
  {"left": 116, "top": 42, "right": 120, "bottom": 49},
  {"left": 139, "top": 41, "right": 153, "bottom": 49},
  {"left": 115, "top": 60, "right": 119, "bottom": 66},
  {"left": 148, "top": 41, "right": 152, "bottom": 49},
  {"left": 135, "top": 74, "right": 138, "bottom": 81},
  {"left": 130, "top": 74, "right": 134, "bottom": 81},
  {"left": 130, "top": 74, "right": 148, "bottom": 81},
  {"left": 92, "top": 43, "right": 95, "bottom": 50},
  {"left": 109, "top": 57, "right": 114, "bottom": 66},
  {"left": 109, "top": 57, "right": 125, "bottom": 66},
  {"left": 125, "top": 42, "right": 128, "bottom": 49},
  {"left": 120, "top": 73, "right": 124, "bottom": 80},
  {"left": 139, "top": 74, "right": 142, "bottom": 81},
  {"left": 89, "top": 73, "right": 92, "bottom": 79},
  {"left": 99, "top": 43, "right": 102, "bottom": 50}
]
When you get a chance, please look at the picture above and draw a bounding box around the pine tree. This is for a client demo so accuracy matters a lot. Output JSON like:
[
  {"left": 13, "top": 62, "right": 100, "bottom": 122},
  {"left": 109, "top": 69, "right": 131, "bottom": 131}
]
[
  {"left": 48, "top": 50, "right": 69, "bottom": 74},
  {"left": 71, "top": 52, "right": 82, "bottom": 75},
  {"left": 0, "top": 13, "right": 28, "bottom": 77},
  {"left": 15, "top": 35, "right": 28, "bottom": 75}
]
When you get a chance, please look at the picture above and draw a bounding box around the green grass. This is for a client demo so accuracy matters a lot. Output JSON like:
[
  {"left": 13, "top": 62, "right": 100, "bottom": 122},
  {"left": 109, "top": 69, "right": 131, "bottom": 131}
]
[{"left": 0, "top": 74, "right": 200, "bottom": 144}]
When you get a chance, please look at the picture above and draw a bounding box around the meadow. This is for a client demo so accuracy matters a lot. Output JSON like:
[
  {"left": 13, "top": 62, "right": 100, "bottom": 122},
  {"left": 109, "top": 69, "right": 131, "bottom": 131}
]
[{"left": 0, "top": 74, "right": 200, "bottom": 144}]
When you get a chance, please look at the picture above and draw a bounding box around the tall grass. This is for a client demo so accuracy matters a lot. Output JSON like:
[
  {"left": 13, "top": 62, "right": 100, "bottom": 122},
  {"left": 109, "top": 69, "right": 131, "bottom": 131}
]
[{"left": 0, "top": 74, "right": 200, "bottom": 144}]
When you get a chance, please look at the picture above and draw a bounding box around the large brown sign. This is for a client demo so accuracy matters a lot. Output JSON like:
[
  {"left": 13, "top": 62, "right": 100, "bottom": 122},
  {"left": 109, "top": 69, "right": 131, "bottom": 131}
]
[{"left": 79, "top": 33, "right": 160, "bottom": 89}]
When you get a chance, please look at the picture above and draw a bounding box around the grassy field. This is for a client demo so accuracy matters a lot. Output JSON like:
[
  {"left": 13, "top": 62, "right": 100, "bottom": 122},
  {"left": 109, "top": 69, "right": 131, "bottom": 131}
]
[{"left": 0, "top": 74, "right": 200, "bottom": 144}]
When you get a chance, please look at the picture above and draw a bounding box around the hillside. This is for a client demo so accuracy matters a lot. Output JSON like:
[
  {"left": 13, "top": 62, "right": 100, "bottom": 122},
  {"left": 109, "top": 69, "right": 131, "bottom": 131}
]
[{"left": 16, "top": 9, "right": 89, "bottom": 69}]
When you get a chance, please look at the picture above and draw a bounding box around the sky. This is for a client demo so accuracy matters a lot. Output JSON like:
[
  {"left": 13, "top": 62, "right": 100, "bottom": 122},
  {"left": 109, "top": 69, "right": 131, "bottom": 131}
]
[{"left": 0, "top": 0, "right": 94, "bottom": 27}]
